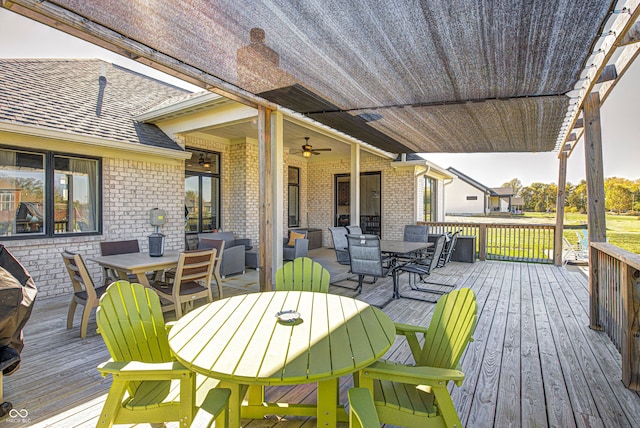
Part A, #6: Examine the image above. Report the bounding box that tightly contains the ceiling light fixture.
[198,154,211,168]
[302,150,312,158]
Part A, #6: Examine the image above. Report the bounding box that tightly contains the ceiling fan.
[294,137,332,158]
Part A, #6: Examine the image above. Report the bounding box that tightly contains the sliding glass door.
[334,172,381,236]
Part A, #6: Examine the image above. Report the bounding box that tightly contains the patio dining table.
[379,239,433,299]
[88,252,180,287]
[168,290,396,427]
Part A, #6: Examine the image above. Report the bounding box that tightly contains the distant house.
[445,167,515,215]
[510,197,525,214]
[488,186,515,213]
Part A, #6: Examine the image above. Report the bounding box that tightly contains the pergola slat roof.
[2,0,630,154]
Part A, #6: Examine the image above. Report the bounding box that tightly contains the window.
[288,166,300,227]
[466,196,478,201]
[424,176,437,221]
[0,147,101,238]
[185,149,220,233]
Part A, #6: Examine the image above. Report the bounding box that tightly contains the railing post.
[589,243,602,330]
[622,265,640,390]
[478,224,487,261]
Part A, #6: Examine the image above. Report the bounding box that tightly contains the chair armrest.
[360,360,466,387]
[395,322,429,336]
[234,238,252,250]
[220,245,245,276]
[97,360,191,380]
[394,322,429,361]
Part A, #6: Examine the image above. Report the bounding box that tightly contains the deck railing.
[419,222,556,264]
[590,242,640,390]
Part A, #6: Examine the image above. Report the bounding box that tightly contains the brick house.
[0,58,451,297]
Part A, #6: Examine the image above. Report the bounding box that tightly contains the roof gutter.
[136,91,229,122]
[0,122,191,159]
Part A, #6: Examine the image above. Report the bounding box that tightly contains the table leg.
[317,378,338,427]
[134,272,151,287]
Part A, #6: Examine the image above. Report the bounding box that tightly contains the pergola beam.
[617,20,640,46]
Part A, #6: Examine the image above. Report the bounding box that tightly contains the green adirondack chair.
[348,388,381,427]
[358,287,478,428]
[96,280,229,427]
[275,257,330,292]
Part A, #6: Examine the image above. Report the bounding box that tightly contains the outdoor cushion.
[287,231,306,246]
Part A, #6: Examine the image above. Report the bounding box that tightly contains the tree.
[502,178,523,197]
[566,180,587,213]
[605,184,632,213]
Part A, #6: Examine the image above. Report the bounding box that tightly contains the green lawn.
[523,212,640,254]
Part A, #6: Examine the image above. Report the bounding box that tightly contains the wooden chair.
[193,238,225,299]
[150,248,216,319]
[61,250,107,338]
[96,281,229,427]
[348,388,381,427]
[275,257,330,292]
[99,239,140,285]
[357,288,478,428]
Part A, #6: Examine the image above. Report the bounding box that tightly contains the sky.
[1,8,638,188]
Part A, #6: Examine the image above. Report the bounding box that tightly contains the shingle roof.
[0,58,190,150]
[490,187,514,197]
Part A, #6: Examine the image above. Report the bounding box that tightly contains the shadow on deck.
[3,248,639,427]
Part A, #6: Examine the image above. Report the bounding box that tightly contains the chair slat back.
[61,251,97,299]
[198,239,225,276]
[100,240,140,256]
[347,234,384,277]
[174,249,216,284]
[97,281,172,364]
[275,257,330,292]
[418,288,477,369]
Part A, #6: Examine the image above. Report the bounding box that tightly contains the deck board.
[3,249,640,427]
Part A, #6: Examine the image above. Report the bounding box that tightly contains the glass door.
[334,172,381,236]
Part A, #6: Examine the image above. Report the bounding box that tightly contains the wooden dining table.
[168,290,396,427]
[88,251,180,287]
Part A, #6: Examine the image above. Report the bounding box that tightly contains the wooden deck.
[3,250,640,427]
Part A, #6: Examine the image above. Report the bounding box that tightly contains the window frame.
[0,145,102,240]
[424,176,437,222]
[184,149,221,235]
[287,166,300,227]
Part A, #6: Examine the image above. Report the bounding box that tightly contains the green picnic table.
[168,290,395,427]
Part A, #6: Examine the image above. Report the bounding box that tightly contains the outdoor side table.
[244,250,259,269]
[168,291,396,427]
[452,235,476,262]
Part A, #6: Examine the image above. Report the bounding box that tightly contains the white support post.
[350,144,360,227]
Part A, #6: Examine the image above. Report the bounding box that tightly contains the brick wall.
[308,153,420,245]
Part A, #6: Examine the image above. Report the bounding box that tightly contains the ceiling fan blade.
[311,151,321,155]
[313,148,332,151]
